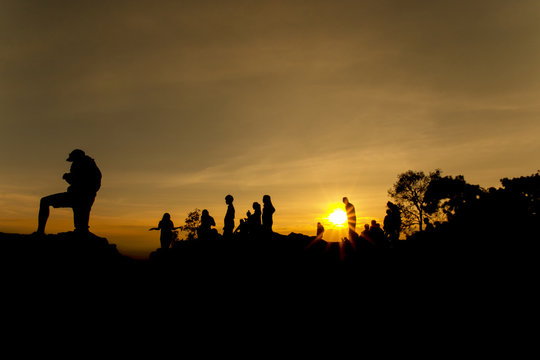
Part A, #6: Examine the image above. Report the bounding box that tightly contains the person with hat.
[36,149,102,235]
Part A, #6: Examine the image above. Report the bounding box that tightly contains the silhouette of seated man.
[316,222,325,241]
[36,149,101,235]
[247,202,262,236]
[306,221,325,250]
[149,212,182,249]
[360,224,370,238]
[234,218,248,235]
[359,223,375,246]
[368,220,385,247]
[198,209,217,240]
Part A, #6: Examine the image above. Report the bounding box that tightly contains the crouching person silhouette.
[36,149,102,235]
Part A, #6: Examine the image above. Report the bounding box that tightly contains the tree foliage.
[391,169,540,241]
[388,169,441,233]
[179,208,201,241]
[424,174,484,222]
[499,170,540,220]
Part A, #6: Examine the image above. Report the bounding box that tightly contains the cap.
[67,149,85,161]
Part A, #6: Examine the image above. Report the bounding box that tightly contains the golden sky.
[1,0,540,258]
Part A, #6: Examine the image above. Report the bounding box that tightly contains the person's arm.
[62,172,73,184]
[149,227,159,231]
[64,162,84,185]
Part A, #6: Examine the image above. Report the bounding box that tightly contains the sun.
[328,209,347,227]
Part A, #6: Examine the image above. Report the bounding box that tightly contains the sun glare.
[328,209,347,227]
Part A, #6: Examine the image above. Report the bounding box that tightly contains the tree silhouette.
[179,208,201,241]
[500,170,540,220]
[388,169,441,233]
[424,173,484,222]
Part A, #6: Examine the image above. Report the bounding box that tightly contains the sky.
[1,0,539,258]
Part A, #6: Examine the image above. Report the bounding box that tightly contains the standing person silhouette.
[149,213,181,249]
[223,194,235,239]
[262,194,275,235]
[342,197,357,240]
[36,149,101,235]
[386,201,401,246]
[383,209,394,247]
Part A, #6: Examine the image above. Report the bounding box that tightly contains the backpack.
[89,158,102,193]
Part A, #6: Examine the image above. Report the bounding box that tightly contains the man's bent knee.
[41,192,72,209]
[40,196,53,208]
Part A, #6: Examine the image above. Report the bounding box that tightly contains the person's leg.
[73,194,95,233]
[37,193,72,234]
